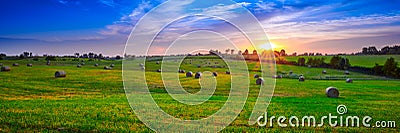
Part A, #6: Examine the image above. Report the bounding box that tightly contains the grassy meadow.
[284,55,400,67]
[0,56,399,132]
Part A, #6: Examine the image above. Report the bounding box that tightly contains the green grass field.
[0,57,399,132]
[284,55,400,67]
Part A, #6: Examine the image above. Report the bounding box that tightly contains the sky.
[0,0,399,56]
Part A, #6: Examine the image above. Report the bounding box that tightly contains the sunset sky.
[1,0,400,56]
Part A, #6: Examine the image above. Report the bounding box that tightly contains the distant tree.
[280,49,286,56]
[372,63,384,76]
[88,52,94,58]
[297,57,306,66]
[0,53,6,60]
[330,56,341,69]
[115,55,122,60]
[75,53,80,58]
[230,49,235,55]
[237,50,242,55]
[306,58,314,66]
[383,57,398,77]
[23,52,30,57]
[243,49,249,55]
[225,49,230,54]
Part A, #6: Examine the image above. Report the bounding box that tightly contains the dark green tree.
[383,57,398,77]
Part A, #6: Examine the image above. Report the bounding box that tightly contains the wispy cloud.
[98,0,116,7]
[100,1,153,35]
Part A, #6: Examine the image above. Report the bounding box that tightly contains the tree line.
[360,45,400,55]
[295,56,400,78]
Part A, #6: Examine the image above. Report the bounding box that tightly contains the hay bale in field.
[156,69,161,72]
[110,64,115,67]
[299,75,305,82]
[1,66,11,72]
[94,64,99,67]
[256,78,264,85]
[12,63,19,66]
[254,74,260,78]
[55,71,66,78]
[77,64,82,68]
[212,72,218,77]
[346,78,353,83]
[272,75,282,78]
[186,71,193,77]
[344,70,350,75]
[322,70,327,74]
[195,72,202,78]
[226,71,230,74]
[104,66,112,70]
[326,87,339,98]
[27,63,33,67]
[179,69,185,73]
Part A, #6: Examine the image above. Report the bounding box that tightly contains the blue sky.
[0,0,399,56]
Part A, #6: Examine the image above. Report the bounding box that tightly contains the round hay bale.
[346,78,353,83]
[256,78,264,85]
[104,66,112,70]
[299,75,305,82]
[1,66,11,72]
[27,63,33,67]
[212,72,218,77]
[110,64,115,67]
[179,69,185,73]
[289,70,293,75]
[225,71,231,74]
[272,75,282,78]
[195,72,202,78]
[326,87,339,98]
[156,69,161,72]
[77,64,82,68]
[322,70,327,74]
[344,70,350,75]
[12,63,19,66]
[186,71,193,77]
[55,71,66,78]
[254,74,260,78]
[94,64,99,67]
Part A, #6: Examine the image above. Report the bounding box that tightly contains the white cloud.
[98,0,116,7]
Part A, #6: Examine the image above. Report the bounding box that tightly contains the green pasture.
[0,57,399,132]
[284,55,400,67]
